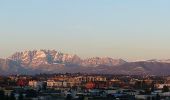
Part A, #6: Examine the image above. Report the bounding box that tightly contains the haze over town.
[1,0,170,61]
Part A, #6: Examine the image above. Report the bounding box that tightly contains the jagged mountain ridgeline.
[0,50,170,75]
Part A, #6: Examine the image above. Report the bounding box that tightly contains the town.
[0,73,170,100]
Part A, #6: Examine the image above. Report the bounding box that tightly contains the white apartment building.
[28,80,44,89]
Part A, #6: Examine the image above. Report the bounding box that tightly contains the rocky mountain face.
[8,50,125,67]
[81,57,126,67]
[0,50,170,75]
[9,50,82,67]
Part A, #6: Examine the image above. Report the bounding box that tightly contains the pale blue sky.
[0,0,170,61]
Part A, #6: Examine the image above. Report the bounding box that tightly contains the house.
[47,80,68,88]
[28,80,44,90]
[155,84,170,89]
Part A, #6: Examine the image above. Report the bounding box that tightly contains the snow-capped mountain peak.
[8,50,125,67]
[147,59,170,63]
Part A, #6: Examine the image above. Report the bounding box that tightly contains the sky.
[0,0,170,61]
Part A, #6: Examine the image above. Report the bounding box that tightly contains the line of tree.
[0,90,16,100]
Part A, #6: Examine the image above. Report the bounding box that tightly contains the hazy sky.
[0,0,170,61]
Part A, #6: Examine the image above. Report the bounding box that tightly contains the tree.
[0,90,5,100]
[144,88,151,95]
[156,94,160,100]
[78,95,85,100]
[25,89,37,98]
[107,94,116,100]
[10,92,16,100]
[151,82,155,92]
[18,93,24,100]
[65,94,72,100]
[4,95,9,100]
[134,81,143,89]
[162,85,169,92]
[42,82,47,90]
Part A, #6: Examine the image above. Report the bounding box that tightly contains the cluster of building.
[1,74,170,100]
[27,75,107,94]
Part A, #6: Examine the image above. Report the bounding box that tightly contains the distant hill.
[0,50,170,75]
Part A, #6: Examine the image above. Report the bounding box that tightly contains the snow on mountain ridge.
[4,50,170,75]
[147,59,170,63]
[9,50,82,66]
[81,57,126,67]
[8,50,125,67]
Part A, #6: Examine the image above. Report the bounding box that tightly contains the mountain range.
[0,50,170,75]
